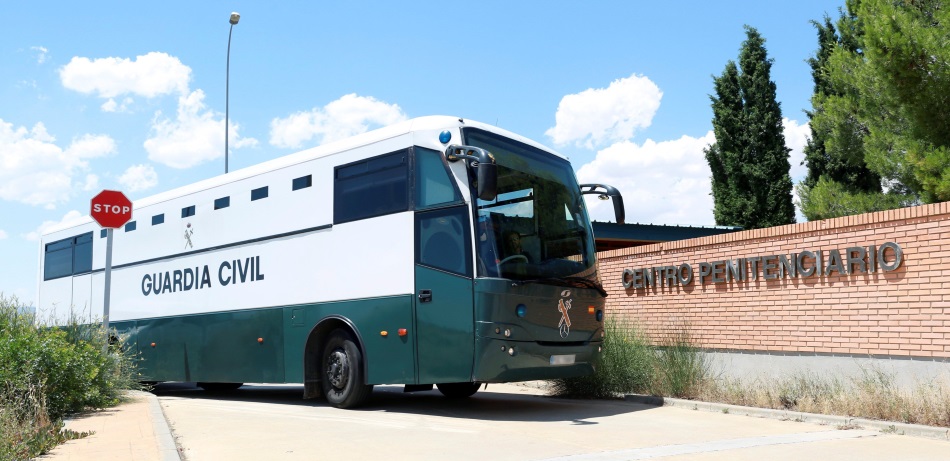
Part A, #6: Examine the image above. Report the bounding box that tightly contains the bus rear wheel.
[321,329,373,408]
[436,382,481,399]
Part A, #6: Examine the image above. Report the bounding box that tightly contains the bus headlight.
[516,304,527,318]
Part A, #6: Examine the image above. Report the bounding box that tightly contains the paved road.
[153,383,949,461]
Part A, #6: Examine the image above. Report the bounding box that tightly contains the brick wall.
[597,202,950,359]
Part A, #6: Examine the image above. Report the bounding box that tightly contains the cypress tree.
[705,27,794,229]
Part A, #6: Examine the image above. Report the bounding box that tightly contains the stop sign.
[90,190,133,228]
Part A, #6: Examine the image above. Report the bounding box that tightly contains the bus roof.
[41,116,567,237]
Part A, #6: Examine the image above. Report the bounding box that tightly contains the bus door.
[413,205,475,384]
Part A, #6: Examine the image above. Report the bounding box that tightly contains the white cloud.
[269,94,407,149]
[575,119,813,226]
[0,119,115,207]
[546,74,663,149]
[59,52,259,171]
[101,97,135,113]
[118,164,158,192]
[23,210,84,242]
[59,52,191,99]
[783,118,811,182]
[31,46,48,64]
[82,174,99,191]
[145,90,258,169]
[0,230,7,240]
[577,132,717,226]
[65,134,117,159]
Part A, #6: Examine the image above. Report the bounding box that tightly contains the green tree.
[801,14,881,194]
[705,27,795,229]
[797,8,906,221]
[857,0,950,202]
[797,177,907,221]
[806,0,949,215]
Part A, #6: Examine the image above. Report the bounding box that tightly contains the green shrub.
[548,318,655,398]
[0,295,140,458]
[651,323,710,399]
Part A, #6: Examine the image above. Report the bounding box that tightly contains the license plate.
[550,354,576,365]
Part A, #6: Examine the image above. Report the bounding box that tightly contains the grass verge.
[0,295,141,459]
[701,366,950,428]
[547,319,950,428]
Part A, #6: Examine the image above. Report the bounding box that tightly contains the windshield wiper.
[514,276,607,297]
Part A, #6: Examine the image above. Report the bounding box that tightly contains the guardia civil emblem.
[557,289,573,338]
[184,223,194,249]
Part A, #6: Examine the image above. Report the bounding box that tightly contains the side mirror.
[445,145,497,201]
[580,183,625,224]
[476,162,497,201]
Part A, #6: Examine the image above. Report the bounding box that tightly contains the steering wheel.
[498,255,528,265]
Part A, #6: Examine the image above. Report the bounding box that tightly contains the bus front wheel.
[321,329,373,408]
[436,382,481,399]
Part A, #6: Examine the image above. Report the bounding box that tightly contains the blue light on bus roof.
[439,130,452,144]
[516,304,527,318]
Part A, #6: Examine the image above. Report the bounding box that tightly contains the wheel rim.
[326,349,350,390]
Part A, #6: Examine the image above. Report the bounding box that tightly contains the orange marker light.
[398,328,408,337]
[258,337,264,344]
[380,331,389,337]
[150,342,156,347]
[588,306,596,314]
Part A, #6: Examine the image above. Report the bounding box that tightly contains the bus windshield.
[463,129,600,289]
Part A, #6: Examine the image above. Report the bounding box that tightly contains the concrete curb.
[133,390,182,461]
[624,394,950,441]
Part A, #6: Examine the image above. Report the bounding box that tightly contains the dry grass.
[699,366,950,428]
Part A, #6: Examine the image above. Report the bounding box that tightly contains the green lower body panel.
[113,308,285,383]
[112,295,416,386]
[281,296,416,385]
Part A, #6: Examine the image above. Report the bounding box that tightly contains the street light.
[226,11,240,174]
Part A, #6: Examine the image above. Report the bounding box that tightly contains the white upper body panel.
[37,116,566,323]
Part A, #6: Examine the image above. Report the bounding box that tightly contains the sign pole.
[103,228,114,337]
[90,190,132,352]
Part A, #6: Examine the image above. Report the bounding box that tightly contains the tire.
[321,329,373,408]
[197,382,243,391]
[436,382,481,399]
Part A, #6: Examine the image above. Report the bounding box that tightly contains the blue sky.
[1,1,844,304]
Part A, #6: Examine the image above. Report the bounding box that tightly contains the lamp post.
[226,11,240,174]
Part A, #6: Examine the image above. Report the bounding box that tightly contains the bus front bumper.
[472,337,602,383]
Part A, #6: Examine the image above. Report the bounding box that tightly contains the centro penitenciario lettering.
[621,242,902,290]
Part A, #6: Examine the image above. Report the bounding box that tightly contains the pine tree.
[705,27,795,229]
[801,14,881,193]
[798,0,949,220]
[857,0,950,202]
[796,10,901,221]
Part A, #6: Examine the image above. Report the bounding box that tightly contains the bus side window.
[414,147,461,209]
[334,150,409,224]
[44,232,93,280]
[416,206,471,277]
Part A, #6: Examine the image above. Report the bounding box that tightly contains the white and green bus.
[37,116,624,408]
